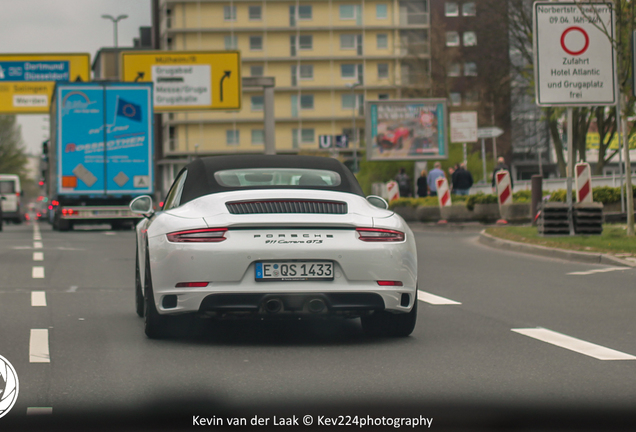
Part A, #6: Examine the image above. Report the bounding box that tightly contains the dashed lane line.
[33,252,43,261]
[29,329,50,363]
[27,407,53,415]
[31,291,46,307]
[418,291,462,305]
[512,328,636,361]
[567,267,629,276]
[33,242,43,249]
[32,266,45,279]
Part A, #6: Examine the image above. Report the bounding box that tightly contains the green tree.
[0,115,28,176]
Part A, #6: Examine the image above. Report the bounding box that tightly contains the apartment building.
[155,0,431,182]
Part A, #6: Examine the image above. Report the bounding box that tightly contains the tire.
[361,292,418,337]
[144,250,168,338]
[135,246,144,318]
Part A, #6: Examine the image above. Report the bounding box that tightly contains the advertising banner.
[366,99,448,161]
[56,83,153,195]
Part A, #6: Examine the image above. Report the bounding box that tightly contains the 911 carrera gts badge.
[255,233,332,245]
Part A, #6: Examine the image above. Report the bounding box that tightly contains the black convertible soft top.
[178,155,364,205]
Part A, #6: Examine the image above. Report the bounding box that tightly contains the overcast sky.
[0,0,151,154]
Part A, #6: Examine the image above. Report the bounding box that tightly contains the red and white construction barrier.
[436,177,451,208]
[495,170,512,224]
[386,180,400,202]
[496,170,513,206]
[575,162,593,203]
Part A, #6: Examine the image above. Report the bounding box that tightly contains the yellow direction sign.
[0,53,90,114]
[121,51,241,111]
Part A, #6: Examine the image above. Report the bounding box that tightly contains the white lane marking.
[33,252,44,261]
[66,285,78,293]
[104,232,116,236]
[512,328,636,361]
[418,291,462,305]
[27,407,53,415]
[29,329,50,363]
[32,266,45,278]
[31,291,47,307]
[568,267,629,275]
[33,242,43,249]
[33,235,42,240]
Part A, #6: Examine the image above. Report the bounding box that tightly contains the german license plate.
[255,261,333,281]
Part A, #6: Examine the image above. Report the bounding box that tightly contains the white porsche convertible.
[130,155,418,338]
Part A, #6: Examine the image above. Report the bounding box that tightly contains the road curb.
[479,230,636,267]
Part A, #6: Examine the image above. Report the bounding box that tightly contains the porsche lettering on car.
[131,155,418,339]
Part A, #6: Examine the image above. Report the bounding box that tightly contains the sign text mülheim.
[534,2,615,106]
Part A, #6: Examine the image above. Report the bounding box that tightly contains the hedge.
[547,185,636,205]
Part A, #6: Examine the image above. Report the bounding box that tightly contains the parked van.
[0,174,23,224]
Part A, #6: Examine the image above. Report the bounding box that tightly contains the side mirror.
[366,195,389,210]
[130,195,154,216]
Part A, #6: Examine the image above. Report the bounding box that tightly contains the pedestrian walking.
[452,162,473,196]
[417,170,428,197]
[427,162,445,197]
[395,167,412,198]
[492,157,513,193]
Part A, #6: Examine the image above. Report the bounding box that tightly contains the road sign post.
[477,127,504,183]
[450,112,477,167]
[121,51,242,111]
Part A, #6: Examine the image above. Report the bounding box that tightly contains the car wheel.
[58,218,71,232]
[361,292,418,337]
[144,250,168,338]
[135,246,144,318]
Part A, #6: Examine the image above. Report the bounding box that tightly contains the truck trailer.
[46,82,154,231]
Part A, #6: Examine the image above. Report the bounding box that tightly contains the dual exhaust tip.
[264,298,326,314]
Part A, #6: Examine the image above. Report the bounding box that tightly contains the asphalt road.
[1,220,635,430]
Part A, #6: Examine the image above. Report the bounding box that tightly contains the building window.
[340,5,356,20]
[249,36,263,51]
[462,2,476,16]
[445,2,459,17]
[250,65,264,76]
[342,93,356,109]
[450,93,461,106]
[377,34,388,49]
[224,5,236,21]
[378,93,390,100]
[464,62,477,76]
[251,96,264,111]
[249,5,262,20]
[299,35,313,50]
[299,64,314,79]
[226,129,239,145]
[448,63,461,77]
[251,129,264,145]
[377,63,389,79]
[341,64,357,79]
[376,4,388,19]
[463,31,477,46]
[300,94,314,109]
[298,5,312,19]
[301,129,315,144]
[224,35,237,50]
[340,34,356,50]
[446,31,460,47]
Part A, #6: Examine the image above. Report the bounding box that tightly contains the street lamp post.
[346,82,361,172]
[102,14,128,79]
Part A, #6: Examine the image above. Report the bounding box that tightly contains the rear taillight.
[356,228,405,242]
[62,209,77,215]
[377,281,404,286]
[175,282,209,288]
[166,228,228,243]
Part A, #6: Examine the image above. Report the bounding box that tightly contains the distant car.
[376,126,410,151]
[131,155,418,339]
[0,174,23,224]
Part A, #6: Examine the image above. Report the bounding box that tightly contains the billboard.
[0,53,91,114]
[55,83,153,195]
[366,99,448,161]
[121,51,241,111]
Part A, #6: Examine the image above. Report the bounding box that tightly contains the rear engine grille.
[226,200,348,215]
